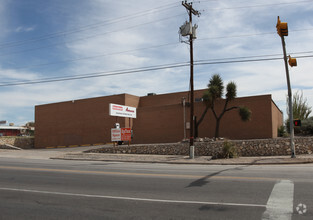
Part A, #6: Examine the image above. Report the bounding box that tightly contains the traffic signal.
[276,16,288,37]
[288,55,297,67]
[293,119,301,127]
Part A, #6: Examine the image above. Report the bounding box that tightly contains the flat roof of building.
[0,126,25,130]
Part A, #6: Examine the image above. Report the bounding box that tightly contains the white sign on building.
[109,103,136,118]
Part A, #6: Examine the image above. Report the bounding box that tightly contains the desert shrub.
[277,125,287,137]
[222,141,238,158]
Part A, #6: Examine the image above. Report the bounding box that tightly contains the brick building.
[34,90,283,148]
[0,126,25,136]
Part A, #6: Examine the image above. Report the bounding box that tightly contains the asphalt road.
[0,157,312,219]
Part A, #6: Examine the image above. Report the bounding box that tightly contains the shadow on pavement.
[186,158,264,188]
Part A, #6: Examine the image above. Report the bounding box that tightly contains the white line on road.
[262,180,294,220]
[0,187,265,208]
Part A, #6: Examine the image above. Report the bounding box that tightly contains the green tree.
[197,74,251,139]
[287,90,312,120]
[285,91,312,134]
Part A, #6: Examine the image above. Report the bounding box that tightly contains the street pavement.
[1,146,313,219]
[0,156,312,219]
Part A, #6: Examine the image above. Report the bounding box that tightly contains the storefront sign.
[109,104,136,118]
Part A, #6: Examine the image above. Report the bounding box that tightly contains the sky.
[0,0,313,126]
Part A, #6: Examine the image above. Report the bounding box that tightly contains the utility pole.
[276,16,296,158]
[181,1,200,159]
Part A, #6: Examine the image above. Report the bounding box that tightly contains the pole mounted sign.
[111,128,131,142]
[111,128,121,142]
[109,104,136,119]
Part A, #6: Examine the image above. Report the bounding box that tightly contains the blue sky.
[0,0,313,125]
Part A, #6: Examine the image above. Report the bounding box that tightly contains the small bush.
[277,125,287,137]
[222,141,238,158]
[299,117,313,135]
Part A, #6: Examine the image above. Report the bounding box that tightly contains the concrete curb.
[51,158,313,165]
[51,153,313,165]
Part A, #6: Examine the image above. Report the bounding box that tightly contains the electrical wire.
[1,54,312,87]
[2,25,313,59]
[0,13,185,57]
[0,2,180,50]
[1,0,312,51]
[202,0,313,10]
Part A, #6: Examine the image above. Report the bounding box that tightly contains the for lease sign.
[111,128,121,141]
[121,128,131,141]
[109,103,136,118]
[111,128,131,141]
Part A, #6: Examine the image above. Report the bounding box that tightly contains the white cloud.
[15,26,36,33]
[0,0,312,125]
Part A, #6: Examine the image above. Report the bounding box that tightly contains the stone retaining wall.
[88,137,313,156]
[0,137,34,149]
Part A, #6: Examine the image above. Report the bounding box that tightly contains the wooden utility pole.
[182,1,200,158]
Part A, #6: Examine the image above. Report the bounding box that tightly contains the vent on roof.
[147,93,156,96]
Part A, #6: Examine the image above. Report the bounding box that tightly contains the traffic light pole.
[280,35,296,158]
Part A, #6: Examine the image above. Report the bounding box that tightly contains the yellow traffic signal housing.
[276,16,288,37]
[288,55,297,67]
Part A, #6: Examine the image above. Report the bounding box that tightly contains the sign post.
[109,104,136,147]
[111,128,132,146]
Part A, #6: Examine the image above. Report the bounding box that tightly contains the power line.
[0,3,180,50]
[0,0,311,55]
[1,54,312,87]
[5,42,179,70]
[2,25,313,60]
[0,63,190,87]
[202,0,313,10]
[0,13,185,57]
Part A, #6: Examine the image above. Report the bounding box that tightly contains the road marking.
[0,165,280,181]
[262,180,294,220]
[0,187,266,208]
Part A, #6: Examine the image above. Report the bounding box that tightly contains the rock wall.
[0,137,34,149]
[88,137,313,156]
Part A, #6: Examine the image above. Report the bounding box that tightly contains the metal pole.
[280,36,296,158]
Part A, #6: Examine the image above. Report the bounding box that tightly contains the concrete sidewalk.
[1,146,313,165]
